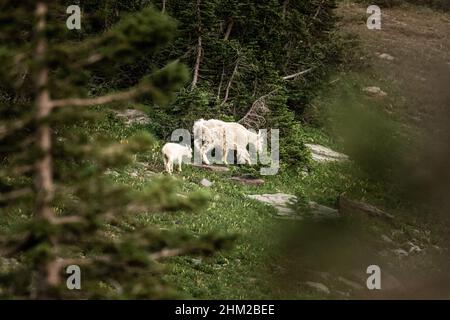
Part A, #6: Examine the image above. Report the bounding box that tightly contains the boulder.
[363,86,387,97]
[305,144,349,163]
[378,53,395,61]
[112,109,151,126]
[200,178,214,187]
[304,281,330,295]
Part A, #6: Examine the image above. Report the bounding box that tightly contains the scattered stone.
[392,248,409,257]
[247,193,297,216]
[307,201,340,219]
[335,290,351,297]
[200,178,214,187]
[192,164,230,172]
[112,108,151,126]
[300,167,310,177]
[378,53,395,61]
[247,193,340,220]
[105,169,120,177]
[407,242,422,254]
[381,235,393,243]
[305,144,349,163]
[337,276,364,291]
[363,86,387,97]
[230,176,264,186]
[305,281,330,295]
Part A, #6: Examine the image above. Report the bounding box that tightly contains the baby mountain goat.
[162,143,192,174]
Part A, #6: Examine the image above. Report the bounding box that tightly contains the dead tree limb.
[338,195,395,220]
[282,0,289,19]
[191,0,203,90]
[239,89,279,128]
[224,18,234,40]
[282,67,315,80]
[220,57,240,106]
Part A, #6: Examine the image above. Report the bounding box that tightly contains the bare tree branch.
[0,188,32,203]
[224,18,234,40]
[191,0,203,90]
[220,57,240,106]
[239,89,279,128]
[282,67,315,80]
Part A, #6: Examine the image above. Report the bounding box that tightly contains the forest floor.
[90,2,450,300]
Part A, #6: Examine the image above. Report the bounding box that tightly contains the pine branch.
[51,84,153,108]
[239,89,279,128]
[0,188,32,204]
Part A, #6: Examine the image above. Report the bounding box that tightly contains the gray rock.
[305,144,349,163]
[308,201,340,219]
[381,235,393,243]
[378,53,395,61]
[200,178,214,187]
[407,242,422,253]
[247,193,297,216]
[363,86,387,97]
[305,281,330,295]
[247,193,339,220]
[113,109,151,126]
[392,248,409,257]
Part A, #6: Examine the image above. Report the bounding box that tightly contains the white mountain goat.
[162,143,192,174]
[193,119,263,165]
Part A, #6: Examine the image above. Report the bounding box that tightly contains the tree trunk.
[191,0,202,90]
[224,18,233,40]
[282,0,289,19]
[34,1,56,299]
[162,0,166,13]
[221,58,239,106]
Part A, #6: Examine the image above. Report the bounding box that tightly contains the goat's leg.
[201,142,212,165]
[223,146,229,165]
[178,157,182,172]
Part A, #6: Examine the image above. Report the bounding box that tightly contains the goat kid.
[162,143,192,174]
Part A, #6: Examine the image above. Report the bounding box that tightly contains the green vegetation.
[1,0,449,299]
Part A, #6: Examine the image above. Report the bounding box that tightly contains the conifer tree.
[0,1,230,299]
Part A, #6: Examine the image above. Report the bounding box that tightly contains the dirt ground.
[337,1,450,129]
[331,1,450,299]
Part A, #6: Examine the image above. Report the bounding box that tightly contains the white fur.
[162,143,192,174]
[193,119,262,165]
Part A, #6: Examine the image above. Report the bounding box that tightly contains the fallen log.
[338,195,394,220]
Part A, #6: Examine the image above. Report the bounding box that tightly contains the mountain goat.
[162,143,192,174]
[193,119,263,165]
